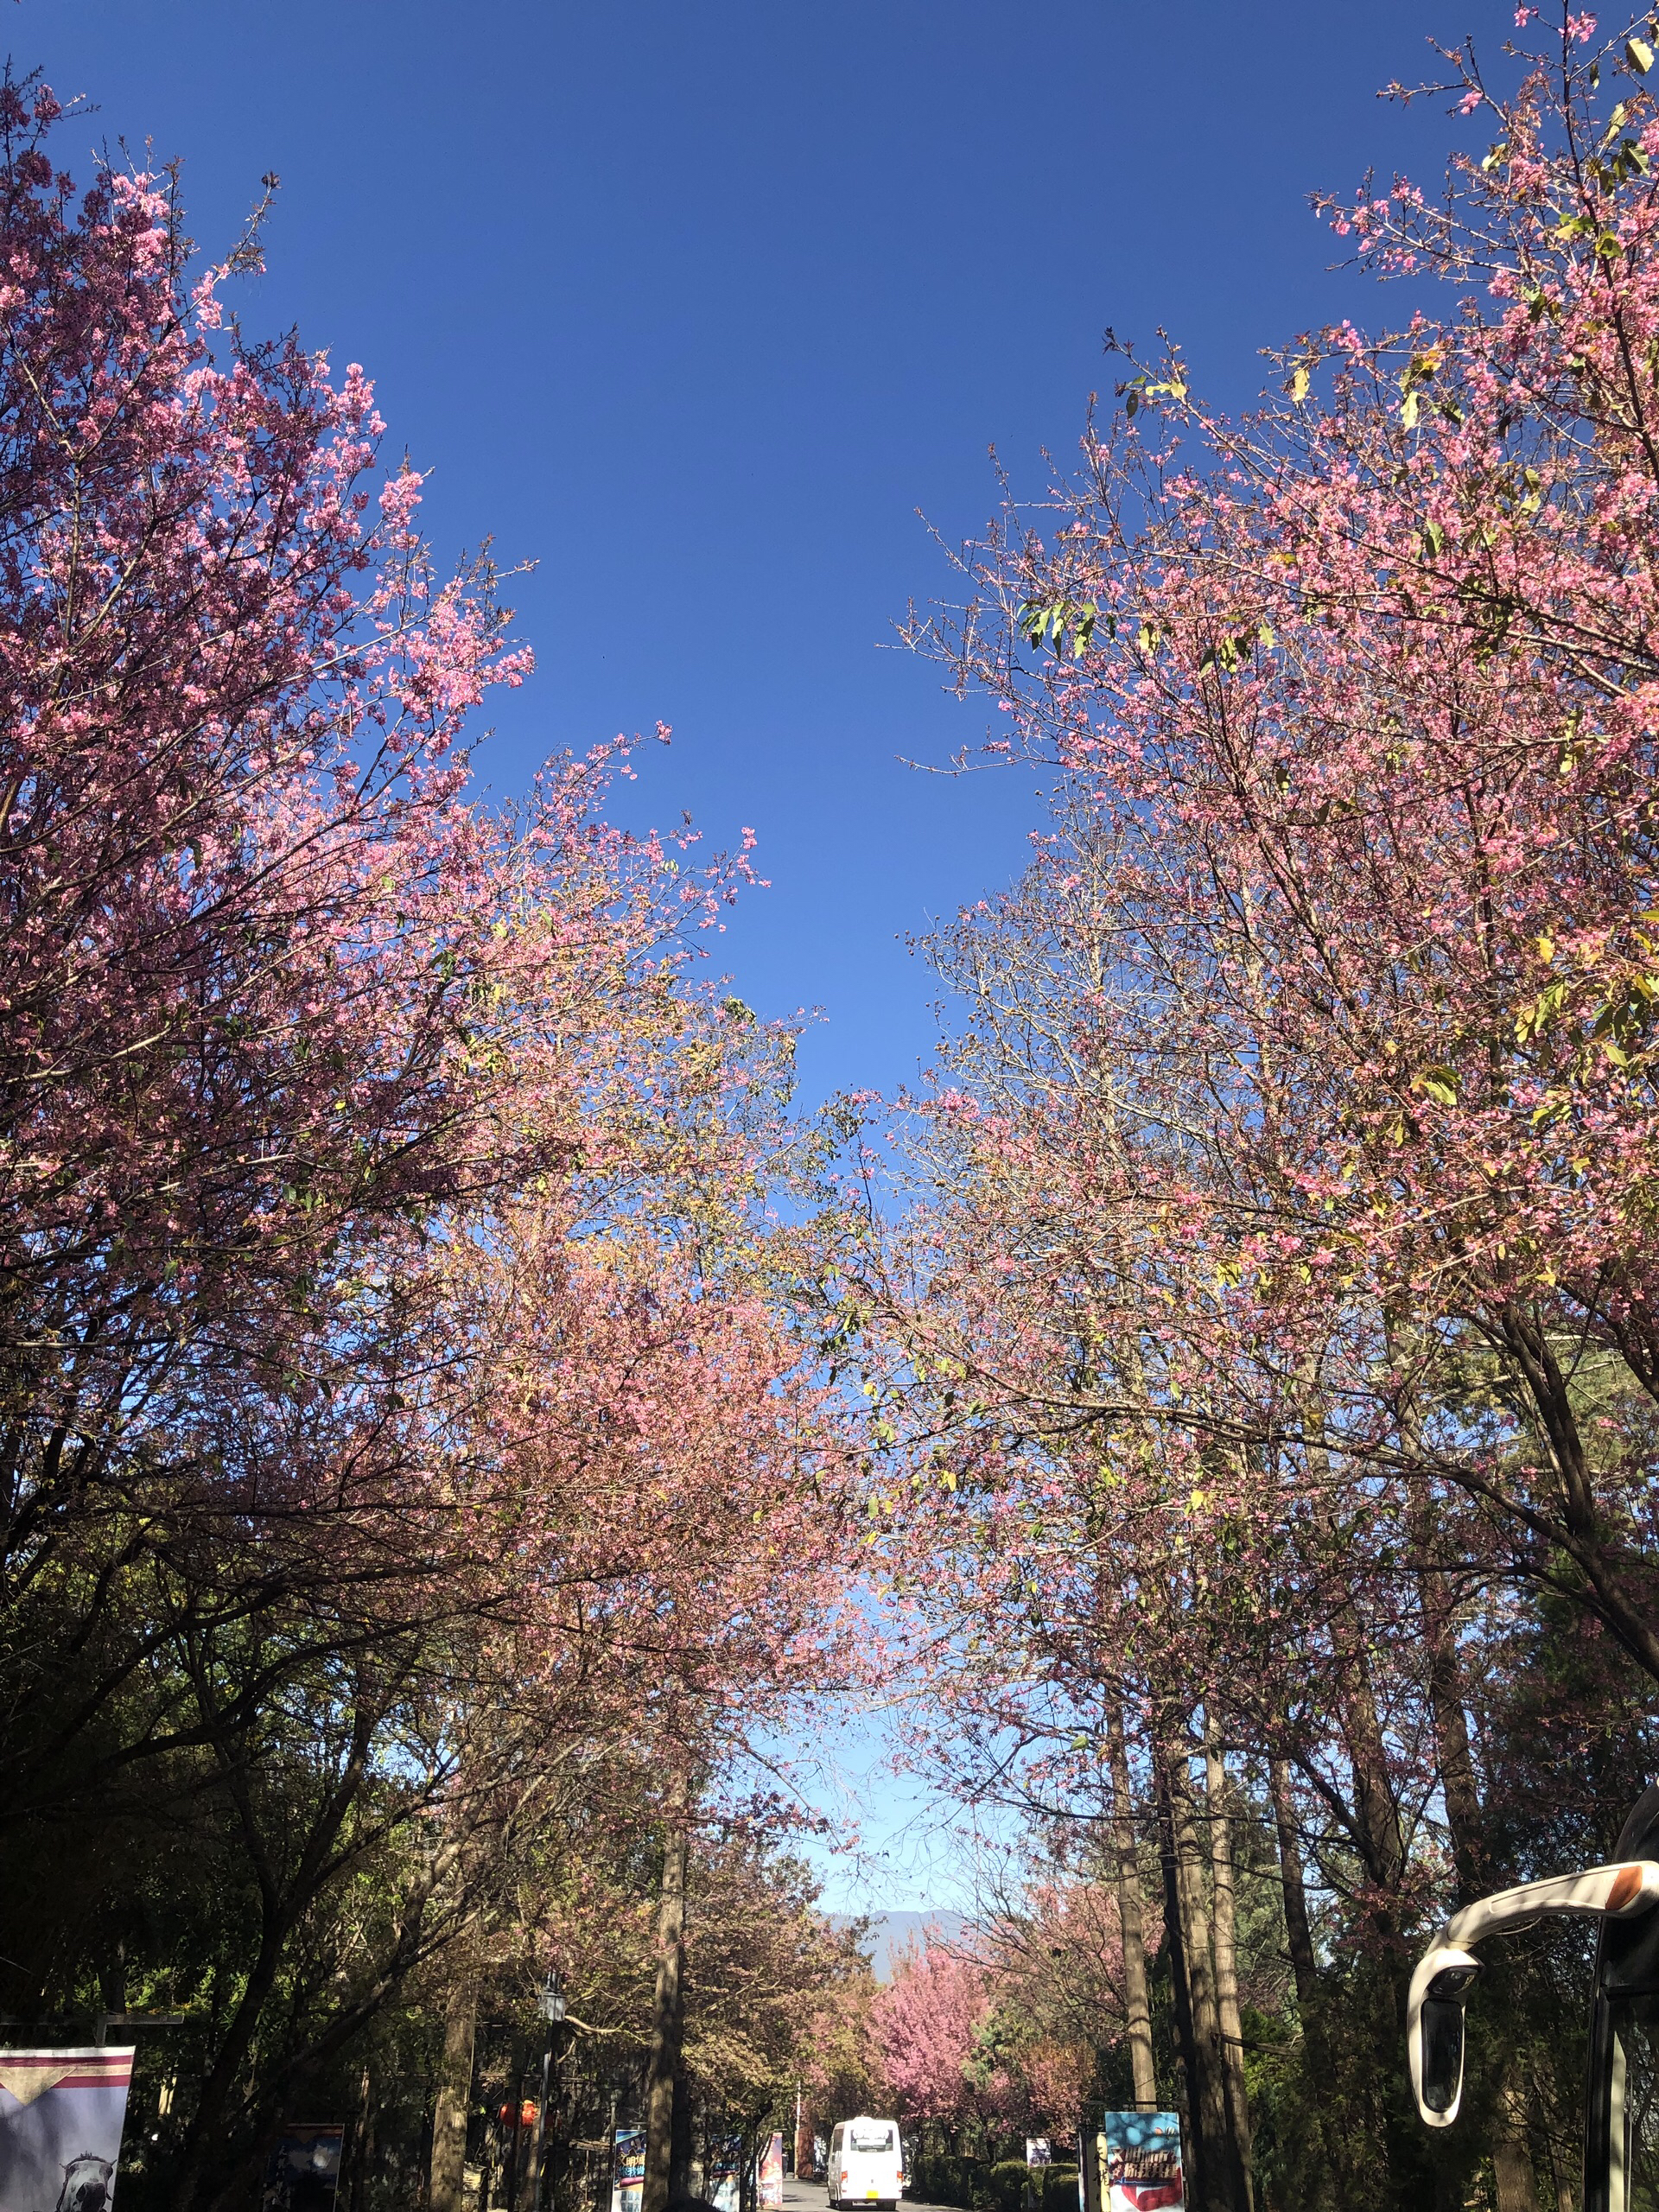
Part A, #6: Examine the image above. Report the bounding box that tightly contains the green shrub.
[985,2161,1029,2212]
[1039,2165,1077,2212]
[905,2152,978,2209]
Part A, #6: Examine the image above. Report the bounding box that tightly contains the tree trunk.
[429,1968,480,2212]
[1267,1755,1345,2209]
[1330,1606,1406,1905]
[1491,2072,1538,2212]
[1109,1706,1159,2110]
[1268,1758,1317,2012]
[1204,1722,1254,2210]
[1154,1753,1203,2206]
[351,2064,374,2212]
[1420,1569,1484,1904]
[1161,1734,1248,2210]
[669,2056,695,2201]
[642,1817,689,2212]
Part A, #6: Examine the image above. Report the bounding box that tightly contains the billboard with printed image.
[758,2132,785,2209]
[708,2134,741,2212]
[1100,2113,1183,2212]
[0,2046,135,2212]
[612,2124,646,2212]
[262,2123,344,2211]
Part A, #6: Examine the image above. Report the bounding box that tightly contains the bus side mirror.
[1408,1859,1659,2134]
[1408,1949,1482,2126]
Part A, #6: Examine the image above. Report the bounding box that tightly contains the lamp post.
[528,1971,566,2212]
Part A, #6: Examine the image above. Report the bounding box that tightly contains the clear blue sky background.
[27,0,1491,1906]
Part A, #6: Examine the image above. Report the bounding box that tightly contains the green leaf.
[1629,35,1654,72]
[1422,518,1446,557]
[1411,1066,1459,1107]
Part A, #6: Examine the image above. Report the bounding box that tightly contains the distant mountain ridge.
[835,1908,967,1981]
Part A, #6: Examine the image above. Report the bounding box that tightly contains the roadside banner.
[1097,2113,1184,2212]
[612,2124,646,2212]
[758,2132,785,2209]
[262,2122,345,2210]
[0,2046,135,2212]
[1027,2139,1052,2167]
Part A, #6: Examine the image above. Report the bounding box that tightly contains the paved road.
[783,2183,830,2212]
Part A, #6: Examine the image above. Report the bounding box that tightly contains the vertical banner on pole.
[1098,2114,1184,2212]
[0,2046,135,2211]
[758,2132,785,2209]
[1076,2124,1098,2212]
[612,2124,646,2212]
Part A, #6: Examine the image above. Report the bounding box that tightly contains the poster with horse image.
[0,2048,134,2212]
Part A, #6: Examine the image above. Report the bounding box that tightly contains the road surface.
[783,2182,830,2212]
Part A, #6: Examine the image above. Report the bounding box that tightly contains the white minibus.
[827,2117,904,2209]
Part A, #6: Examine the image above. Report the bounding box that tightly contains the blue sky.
[28,0,1490,1906]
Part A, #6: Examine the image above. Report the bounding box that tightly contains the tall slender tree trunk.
[1109,1706,1159,2110]
[1154,1753,1203,2206]
[1411,1510,1484,1906]
[351,2065,375,2212]
[1330,1608,1406,1905]
[1416,1565,1536,2208]
[1204,1721,1253,2211]
[1491,2074,1538,2212]
[429,1965,480,2212]
[669,2056,695,2201]
[642,1815,689,2212]
[1268,1757,1344,2211]
[1268,1759,1317,2012]
[1160,1732,1247,2210]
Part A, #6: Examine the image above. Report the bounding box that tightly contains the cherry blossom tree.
[828,10,1659,2208]
[868,1940,1000,2137]
[0,79,858,2212]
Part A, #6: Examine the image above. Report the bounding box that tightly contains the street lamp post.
[528,1972,567,2212]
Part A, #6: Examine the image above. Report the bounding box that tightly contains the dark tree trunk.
[641,1819,688,2212]
[1268,1758,1317,2012]
[669,2056,694,2202]
[1154,1747,1205,2209]
[1109,1706,1160,2110]
[1164,1740,1248,2212]
[1204,1724,1254,2210]
[429,1967,479,2212]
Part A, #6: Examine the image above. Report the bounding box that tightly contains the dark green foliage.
[906,2153,1077,2212]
